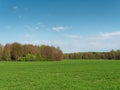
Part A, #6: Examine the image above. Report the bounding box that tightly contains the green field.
[0,60,120,90]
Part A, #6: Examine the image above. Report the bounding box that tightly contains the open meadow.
[0,60,120,90]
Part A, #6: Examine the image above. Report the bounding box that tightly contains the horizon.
[0,0,120,53]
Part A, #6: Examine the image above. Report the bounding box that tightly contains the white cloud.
[45,31,120,53]
[52,26,65,31]
[51,26,71,31]
[100,31,120,37]
[20,21,120,53]
[37,22,43,25]
[33,40,40,45]
[20,31,120,53]
[25,25,36,32]
[25,22,44,32]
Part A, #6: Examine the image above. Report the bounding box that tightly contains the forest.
[0,42,120,61]
[0,42,63,61]
[64,50,120,60]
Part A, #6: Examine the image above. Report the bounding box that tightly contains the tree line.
[0,42,63,61]
[64,50,120,60]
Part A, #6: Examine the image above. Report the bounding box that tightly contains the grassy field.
[0,60,120,90]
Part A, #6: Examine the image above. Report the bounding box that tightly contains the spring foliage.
[0,42,63,61]
[64,50,120,60]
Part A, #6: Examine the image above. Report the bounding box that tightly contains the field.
[0,60,120,90]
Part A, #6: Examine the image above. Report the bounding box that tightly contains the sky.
[0,0,120,53]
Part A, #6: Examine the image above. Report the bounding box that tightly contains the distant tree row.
[64,50,120,60]
[0,42,63,61]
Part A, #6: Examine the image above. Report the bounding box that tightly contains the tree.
[10,42,22,60]
[0,42,64,61]
[116,50,120,60]
[0,44,3,60]
[54,47,63,60]
[40,45,63,61]
[2,44,11,61]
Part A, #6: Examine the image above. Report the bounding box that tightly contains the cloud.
[25,22,44,32]
[20,31,120,53]
[100,31,120,37]
[36,22,43,25]
[51,26,71,31]
[45,31,120,53]
[33,40,40,45]
[51,26,65,31]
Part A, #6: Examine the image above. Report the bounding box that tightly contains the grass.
[0,60,120,90]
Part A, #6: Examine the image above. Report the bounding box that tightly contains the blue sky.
[0,0,120,53]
